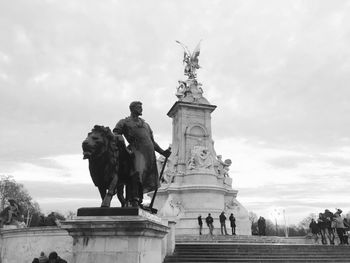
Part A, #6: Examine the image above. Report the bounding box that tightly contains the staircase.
[164,236,350,262]
[175,234,313,244]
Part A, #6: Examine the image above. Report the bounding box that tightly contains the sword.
[149,148,171,212]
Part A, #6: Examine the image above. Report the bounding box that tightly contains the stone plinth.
[0,227,72,263]
[61,208,169,263]
[151,98,251,235]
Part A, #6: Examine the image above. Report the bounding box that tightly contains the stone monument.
[64,103,173,263]
[150,41,250,235]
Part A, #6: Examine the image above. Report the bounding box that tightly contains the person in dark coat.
[205,213,214,235]
[343,218,349,245]
[309,218,320,243]
[48,252,67,263]
[257,216,266,236]
[317,213,327,245]
[198,215,203,235]
[32,258,39,263]
[229,213,236,235]
[324,209,335,245]
[219,211,228,235]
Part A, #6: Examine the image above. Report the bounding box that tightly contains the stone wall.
[0,221,176,263]
[0,227,73,263]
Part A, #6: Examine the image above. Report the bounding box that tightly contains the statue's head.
[82,125,114,160]
[129,101,142,116]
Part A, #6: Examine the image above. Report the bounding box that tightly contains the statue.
[187,145,215,171]
[216,155,232,177]
[0,199,23,228]
[176,40,201,79]
[82,125,132,207]
[175,41,210,104]
[113,101,171,207]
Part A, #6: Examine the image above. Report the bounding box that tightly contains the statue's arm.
[148,124,171,157]
[113,119,125,135]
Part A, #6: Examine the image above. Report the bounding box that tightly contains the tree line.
[0,175,68,227]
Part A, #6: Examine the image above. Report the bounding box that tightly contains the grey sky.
[1,0,350,223]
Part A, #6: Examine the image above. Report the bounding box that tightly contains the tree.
[0,175,41,225]
[66,210,76,220]
[248,211,258,234]
[298,213,316,230]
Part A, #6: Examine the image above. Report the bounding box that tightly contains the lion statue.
[82,125,132,207]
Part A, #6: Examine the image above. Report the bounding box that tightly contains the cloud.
[1,0,350,223]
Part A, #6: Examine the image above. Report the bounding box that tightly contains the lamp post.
[273,209,280,236]
[283,209,288,238]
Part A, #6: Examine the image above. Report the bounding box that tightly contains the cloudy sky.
[1,0,350,225]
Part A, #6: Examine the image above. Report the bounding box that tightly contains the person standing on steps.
[219,211,228,235]
[198,215,203,235]
[317,213,327,245]
[309,218,320,244]
[258,216,266,236]
[324,209,335,245]
[206,213,214,235]
[229,213,236,235]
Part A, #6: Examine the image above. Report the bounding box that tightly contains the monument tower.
[152,42,250,235]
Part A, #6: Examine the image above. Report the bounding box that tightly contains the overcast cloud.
[1,0,350,223]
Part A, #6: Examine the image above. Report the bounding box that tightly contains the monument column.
[150,41,250,235]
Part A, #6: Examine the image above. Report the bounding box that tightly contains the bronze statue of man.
[113,101,171,207]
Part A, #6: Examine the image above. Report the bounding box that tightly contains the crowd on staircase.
[309,208,349,245]
[197,212,237,236]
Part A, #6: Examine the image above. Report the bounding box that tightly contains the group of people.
[197,212,236,235]
[32,251,67,263]
[309,208,349,245]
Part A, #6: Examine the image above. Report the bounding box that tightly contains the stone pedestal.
[151,94,251,235]
[61,208,169,263]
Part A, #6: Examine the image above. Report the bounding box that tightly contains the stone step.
[175,244,350,250]
[176,234,319,244]
[164,243,350,263]
[165,259,348,263]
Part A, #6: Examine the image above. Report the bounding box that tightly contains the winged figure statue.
[176,40,201,79]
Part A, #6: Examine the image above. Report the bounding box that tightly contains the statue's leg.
[138,183,143,205]
[7,210,13,224]
[98,186,106,200]
[102,171,121,207]
[129,172,141,207]
[116,183,126,207]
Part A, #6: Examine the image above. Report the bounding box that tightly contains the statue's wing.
[190,40,201,66]
[176,40,191,60]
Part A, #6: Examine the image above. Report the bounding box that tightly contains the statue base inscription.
[61,208,169,263]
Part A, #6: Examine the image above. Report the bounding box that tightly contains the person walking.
[219,211,228,235]
[198,215,203,235]
[317,213,327,245]
[309,218,320,243]
[206,213,214,235]
[343,218,349,245]
[334,212,346,245]
[324,209,335,245]
[229,213,236,235]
